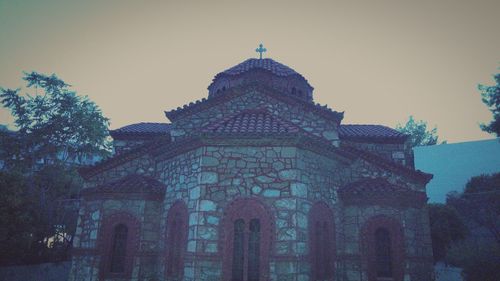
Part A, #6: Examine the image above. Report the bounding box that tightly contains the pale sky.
[1,0,499,143]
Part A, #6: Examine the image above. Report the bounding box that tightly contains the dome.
[208,58,314,102]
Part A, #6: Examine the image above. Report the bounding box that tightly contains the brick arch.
[165,200,189,280]
[361,215,405,281]
[308,201,336,281]
[98,212,141,280]
[220,197,275,281]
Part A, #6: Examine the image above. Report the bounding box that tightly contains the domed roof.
[208,58,313,91]
[220,58,299,77]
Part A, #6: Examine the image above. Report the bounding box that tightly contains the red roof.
[81,174,165,195]
[339,124,407,143]
[208,58,313,90]
[110,122,171,138]
[112,122,406,142]
[202,109,300,134]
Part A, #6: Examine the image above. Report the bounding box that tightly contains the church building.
[69,49,434,281]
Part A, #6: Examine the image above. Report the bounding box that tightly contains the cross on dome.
[255,43,267,59]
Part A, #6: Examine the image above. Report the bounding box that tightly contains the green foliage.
[478,73,500,137]
[0,72,107,264]
[0,171,35,264]
[448,173,500,245]
[445,173,500,281]
[0,71,111,170]
[396,116,441,147]
[428,204,467,262]
[447,240,500,281]
[0,166,82,265]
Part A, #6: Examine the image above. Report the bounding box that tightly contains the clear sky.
[1,0,499,143]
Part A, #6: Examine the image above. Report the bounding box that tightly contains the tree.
[478,72,500,137]
[428,203,467,262]
[446,239,500,281]
[396,116,442,147]
[447,173,500,244]
[0,72,110,264]
[0,71,111,171]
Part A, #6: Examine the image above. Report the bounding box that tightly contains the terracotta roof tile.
[220,58,299,77]
[339,178,411,194]
[339,124,407,142]
[202,109,300,134]
[81,174,166,195]
[110,122,171,138]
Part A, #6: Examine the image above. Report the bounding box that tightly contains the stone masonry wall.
[72,140,432,281]
[69,198,162,281]
[338,204,434,281]
[341,140,414,168]
[170,90,339,145]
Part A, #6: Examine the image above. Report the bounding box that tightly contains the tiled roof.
[339,178,412,194]
[202,109,300,134]
[110,122,171,138]
[339,124,407,142]
[338,178,427,207]
[339,145,433,183]
[208,58,313,91]
[165,84,343,122]
[81,174,166,195]
[221,58,299,77]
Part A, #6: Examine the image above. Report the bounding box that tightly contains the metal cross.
[255,43,267,59]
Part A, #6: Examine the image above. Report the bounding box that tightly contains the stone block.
[189,186,201,200]
[279,169,300,181]
[281,147,296,158]
[256,175,274,183]
[251,185,262,194]
[202,156,219,167]
[199,200,216,211]
[200,172,218,184]
[275,198,296,210]
[290,182,307,198]
[262,189,281,197]
[198,226,217,240]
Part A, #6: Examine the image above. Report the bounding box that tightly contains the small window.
[166,201,188,279]
[375,228,393,278]
[361,216,404,281]
[247,219,261,281]
[309,202,335,281]
[231,219,245,281]
[223,198,272,281]
[291,87,296,95]
[110,224,128,273]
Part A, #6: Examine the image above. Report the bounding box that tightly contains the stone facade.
[69,58,434,281]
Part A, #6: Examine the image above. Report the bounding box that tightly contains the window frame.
[98,212,141,279]
[165,200,189,280]
[361,215,405,281]
[308,201,336,281]
[221,197,274,281]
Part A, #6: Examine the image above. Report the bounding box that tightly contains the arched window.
[222,198,273,281]
[165,201,188,279]
[375,228,392,278]
[99,212,140,279]
[110,224,128,273]
[309,202,335,281]
[361,216,405,281]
